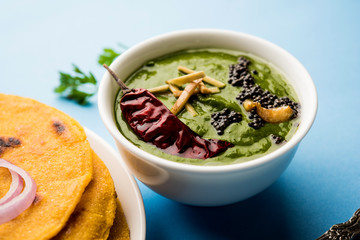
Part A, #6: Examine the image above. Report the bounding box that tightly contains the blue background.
[1,1,360,239]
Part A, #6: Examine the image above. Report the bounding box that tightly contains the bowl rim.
[98,28,317,174]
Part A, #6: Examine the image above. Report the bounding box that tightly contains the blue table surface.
[1,1,360,239]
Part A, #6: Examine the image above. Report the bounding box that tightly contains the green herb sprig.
[54,64,97,105]
[98,43,127,66]
[54,44,127,105]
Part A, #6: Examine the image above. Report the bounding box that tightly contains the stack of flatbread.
[0,94,129,240]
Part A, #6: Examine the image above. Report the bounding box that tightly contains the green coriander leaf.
[98,48,119,66]
[73,65,82,74]
[54,64,97,105]
[97,43,128,66]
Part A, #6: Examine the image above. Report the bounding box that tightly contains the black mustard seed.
[211,108,242,135]
[228,56,300,130]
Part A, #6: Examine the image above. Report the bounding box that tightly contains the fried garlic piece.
[199,82,220,94]
[243,99,293,123]
[166,71,205,86]
[178,66,225,88]
[170,79,202,115]
[168,84,198,116]
[172,88,200,98]
[148,85,169,93]
[184,103,198,117]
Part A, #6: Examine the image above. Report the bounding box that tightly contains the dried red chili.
[104,64,233,159]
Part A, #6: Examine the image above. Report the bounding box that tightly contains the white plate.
[85,128,146,240]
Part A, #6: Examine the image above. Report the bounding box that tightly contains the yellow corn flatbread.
[0,94,93,240]
[53,150,117,240]
[0,167,11,199]
[107,198,130,240]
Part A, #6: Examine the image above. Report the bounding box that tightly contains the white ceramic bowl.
[85,128,146,239]
[98,29,317,206]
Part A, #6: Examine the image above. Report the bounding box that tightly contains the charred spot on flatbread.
[8,137,21,147]
[0,137,21,147]
[0,136,21,156]
[32,194,42,205]
[0,137,8,147]
[53,121,66,134]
